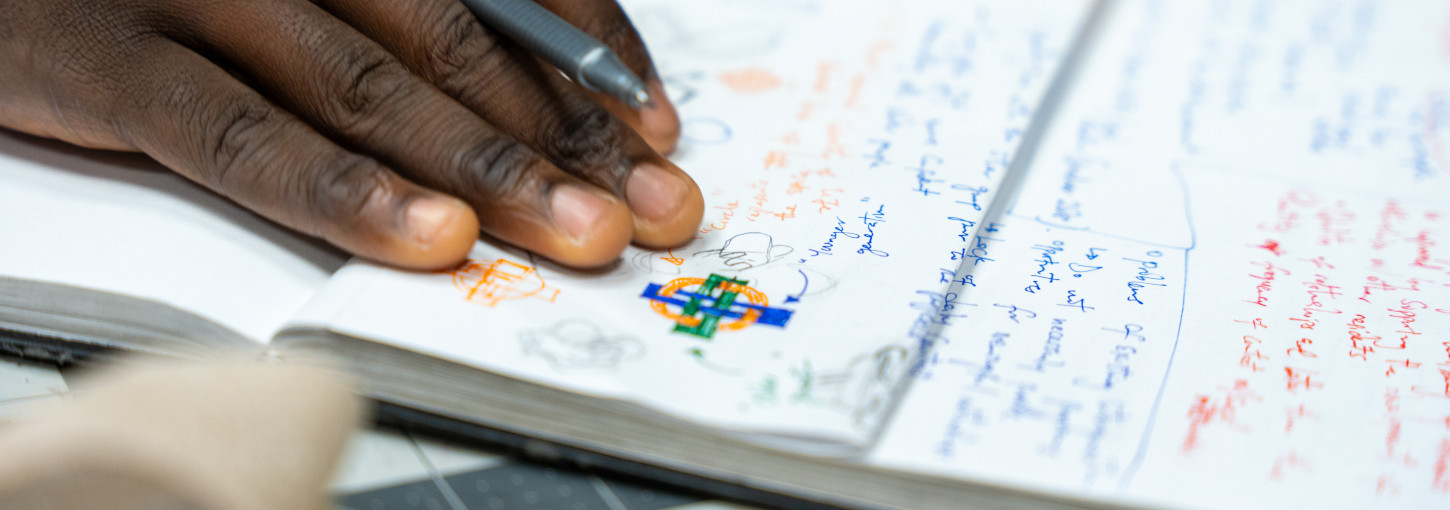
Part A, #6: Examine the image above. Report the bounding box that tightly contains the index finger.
[535,0,681,155]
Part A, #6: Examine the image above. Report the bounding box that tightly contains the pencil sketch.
[518,319,645,370]
[815,344,912,428]
[785,264,840,301]
[692,232,795,273]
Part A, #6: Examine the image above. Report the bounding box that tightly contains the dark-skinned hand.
[0,0,704,269]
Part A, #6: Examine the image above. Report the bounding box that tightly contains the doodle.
[642,273,793,339]
[786,269,809,303]
[660,70,703,106]
[519,319,644,370]
[693,232,795,272]
[688,347,744,375]
[447,258,559,307]
[629,250,685,276]
[792,264,840,298]
[816,345,912,426]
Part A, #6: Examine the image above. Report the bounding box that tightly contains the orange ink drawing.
[720,68,781,93]
[661,249,685,266]
[448,258,559,307]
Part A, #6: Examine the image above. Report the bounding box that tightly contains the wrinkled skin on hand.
[0,0,703,269]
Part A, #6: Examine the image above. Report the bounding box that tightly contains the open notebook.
[4,0,1449,508]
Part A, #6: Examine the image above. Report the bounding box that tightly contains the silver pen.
[461,0,652,108]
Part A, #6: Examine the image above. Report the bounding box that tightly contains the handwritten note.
[869,1,1450,508]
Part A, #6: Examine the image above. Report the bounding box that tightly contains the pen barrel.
[463,0,604,86]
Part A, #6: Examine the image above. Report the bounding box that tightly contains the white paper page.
[0,131,346,342]
[293,0,1093,446]
[871,1,1450,508]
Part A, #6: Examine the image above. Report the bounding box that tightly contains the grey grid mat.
[335,460,703,510]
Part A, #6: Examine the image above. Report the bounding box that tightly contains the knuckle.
[422,6,511,86]
[458,136,542,199]
[147,67,206,118]
[203,97,283,191]
[326,49,417,135]
[305,154,389,226]
[544,103,629,178]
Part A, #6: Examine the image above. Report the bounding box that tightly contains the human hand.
[0,0,703,269]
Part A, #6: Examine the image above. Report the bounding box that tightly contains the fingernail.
[639,81,679,142]
[551,185,613,240]
[626,162,688,222]
[405,195,464,247]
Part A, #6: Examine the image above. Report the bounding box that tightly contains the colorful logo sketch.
[641,274,792,339]
[449,258,559,307]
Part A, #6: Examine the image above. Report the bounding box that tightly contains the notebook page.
[870,0,1450,508]
[290,0,1093,447]
[0,131,345,342]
